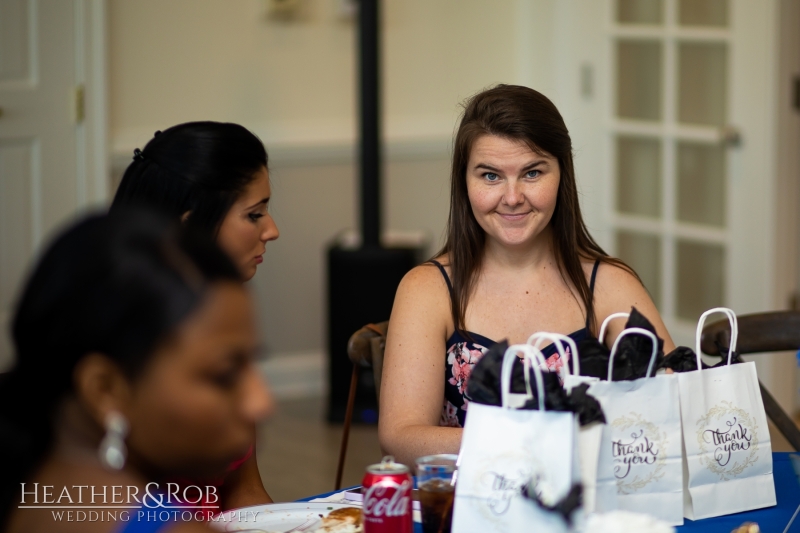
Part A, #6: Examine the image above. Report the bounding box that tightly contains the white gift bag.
[598,312,632,349]
[453,344,580,533]
[678,308,776,520]
[527,332,603,513]
[527,332,599,392]
[587,328,684,526]
[555,311,632,392]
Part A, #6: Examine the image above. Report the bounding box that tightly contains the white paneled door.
[604,0,780,346]
[0,0,106,369]
[543,0,789,404]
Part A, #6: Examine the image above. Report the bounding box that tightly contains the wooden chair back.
[700,311,800,451]
[346,322,388,402]
[700,311,800,355]
[335,321,388,490]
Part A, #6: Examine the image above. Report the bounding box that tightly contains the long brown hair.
[437,84,635,337]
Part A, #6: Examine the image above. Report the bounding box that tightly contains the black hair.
[0,208,242,527]
[110,121,268,236]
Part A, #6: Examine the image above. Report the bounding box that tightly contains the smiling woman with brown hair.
[0,210,274,533]
[379,84,675,466]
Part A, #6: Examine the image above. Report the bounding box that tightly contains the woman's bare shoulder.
[397,256,450,295]
[390,257,452,335]
[592,258,659,321]
[592,258,643,295]
[590,257,675,350]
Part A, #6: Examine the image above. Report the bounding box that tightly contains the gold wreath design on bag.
[696,400,759,481]
[610,412,668,494]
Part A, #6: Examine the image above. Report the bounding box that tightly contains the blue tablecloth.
[299,453,799,532]
[677,452,799,532]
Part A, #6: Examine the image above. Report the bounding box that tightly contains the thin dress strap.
[586,259,601,329]
[428,260,455,297]
[429,260,475,343]
[589,259,601,294]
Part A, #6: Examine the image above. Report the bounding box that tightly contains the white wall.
[108,0,553,371]
[109,0,522,149]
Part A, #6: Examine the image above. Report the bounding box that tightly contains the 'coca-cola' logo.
[363,480,411,520]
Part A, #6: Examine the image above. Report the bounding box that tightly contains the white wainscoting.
[110,134,452,179]
[259,351,326,400]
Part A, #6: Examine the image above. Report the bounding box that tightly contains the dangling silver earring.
[99,411,129,470]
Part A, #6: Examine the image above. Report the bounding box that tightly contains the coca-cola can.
[362,456,413,533]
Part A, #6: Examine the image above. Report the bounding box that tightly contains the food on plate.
[314,507,363,533]
[731,523,760,533]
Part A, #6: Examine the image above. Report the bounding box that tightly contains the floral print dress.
[439,329,588,428]
[429,258,600,429]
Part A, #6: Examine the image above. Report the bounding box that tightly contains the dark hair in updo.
[0,209,241,528]
[110,121,268,235]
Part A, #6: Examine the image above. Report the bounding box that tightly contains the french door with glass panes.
[606,0,782,347]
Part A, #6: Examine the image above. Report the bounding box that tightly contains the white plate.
[210,502,358,532]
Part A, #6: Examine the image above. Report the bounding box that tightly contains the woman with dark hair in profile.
[111,121,279,282]
[379,85,676,465]
[110,122,278,507]
[0,210,273,533]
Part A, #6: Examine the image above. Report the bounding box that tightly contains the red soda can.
[362,456,413,533]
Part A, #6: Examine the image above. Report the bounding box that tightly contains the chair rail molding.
[259,350,327,400]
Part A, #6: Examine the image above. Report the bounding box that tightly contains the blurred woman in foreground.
[0,210,273,532]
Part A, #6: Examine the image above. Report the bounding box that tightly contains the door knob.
[720,125,741,147]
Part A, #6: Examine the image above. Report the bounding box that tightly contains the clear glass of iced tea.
[415,454,457,533]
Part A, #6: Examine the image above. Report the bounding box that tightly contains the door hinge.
[793,75,800,113]
[74,84,85,124]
